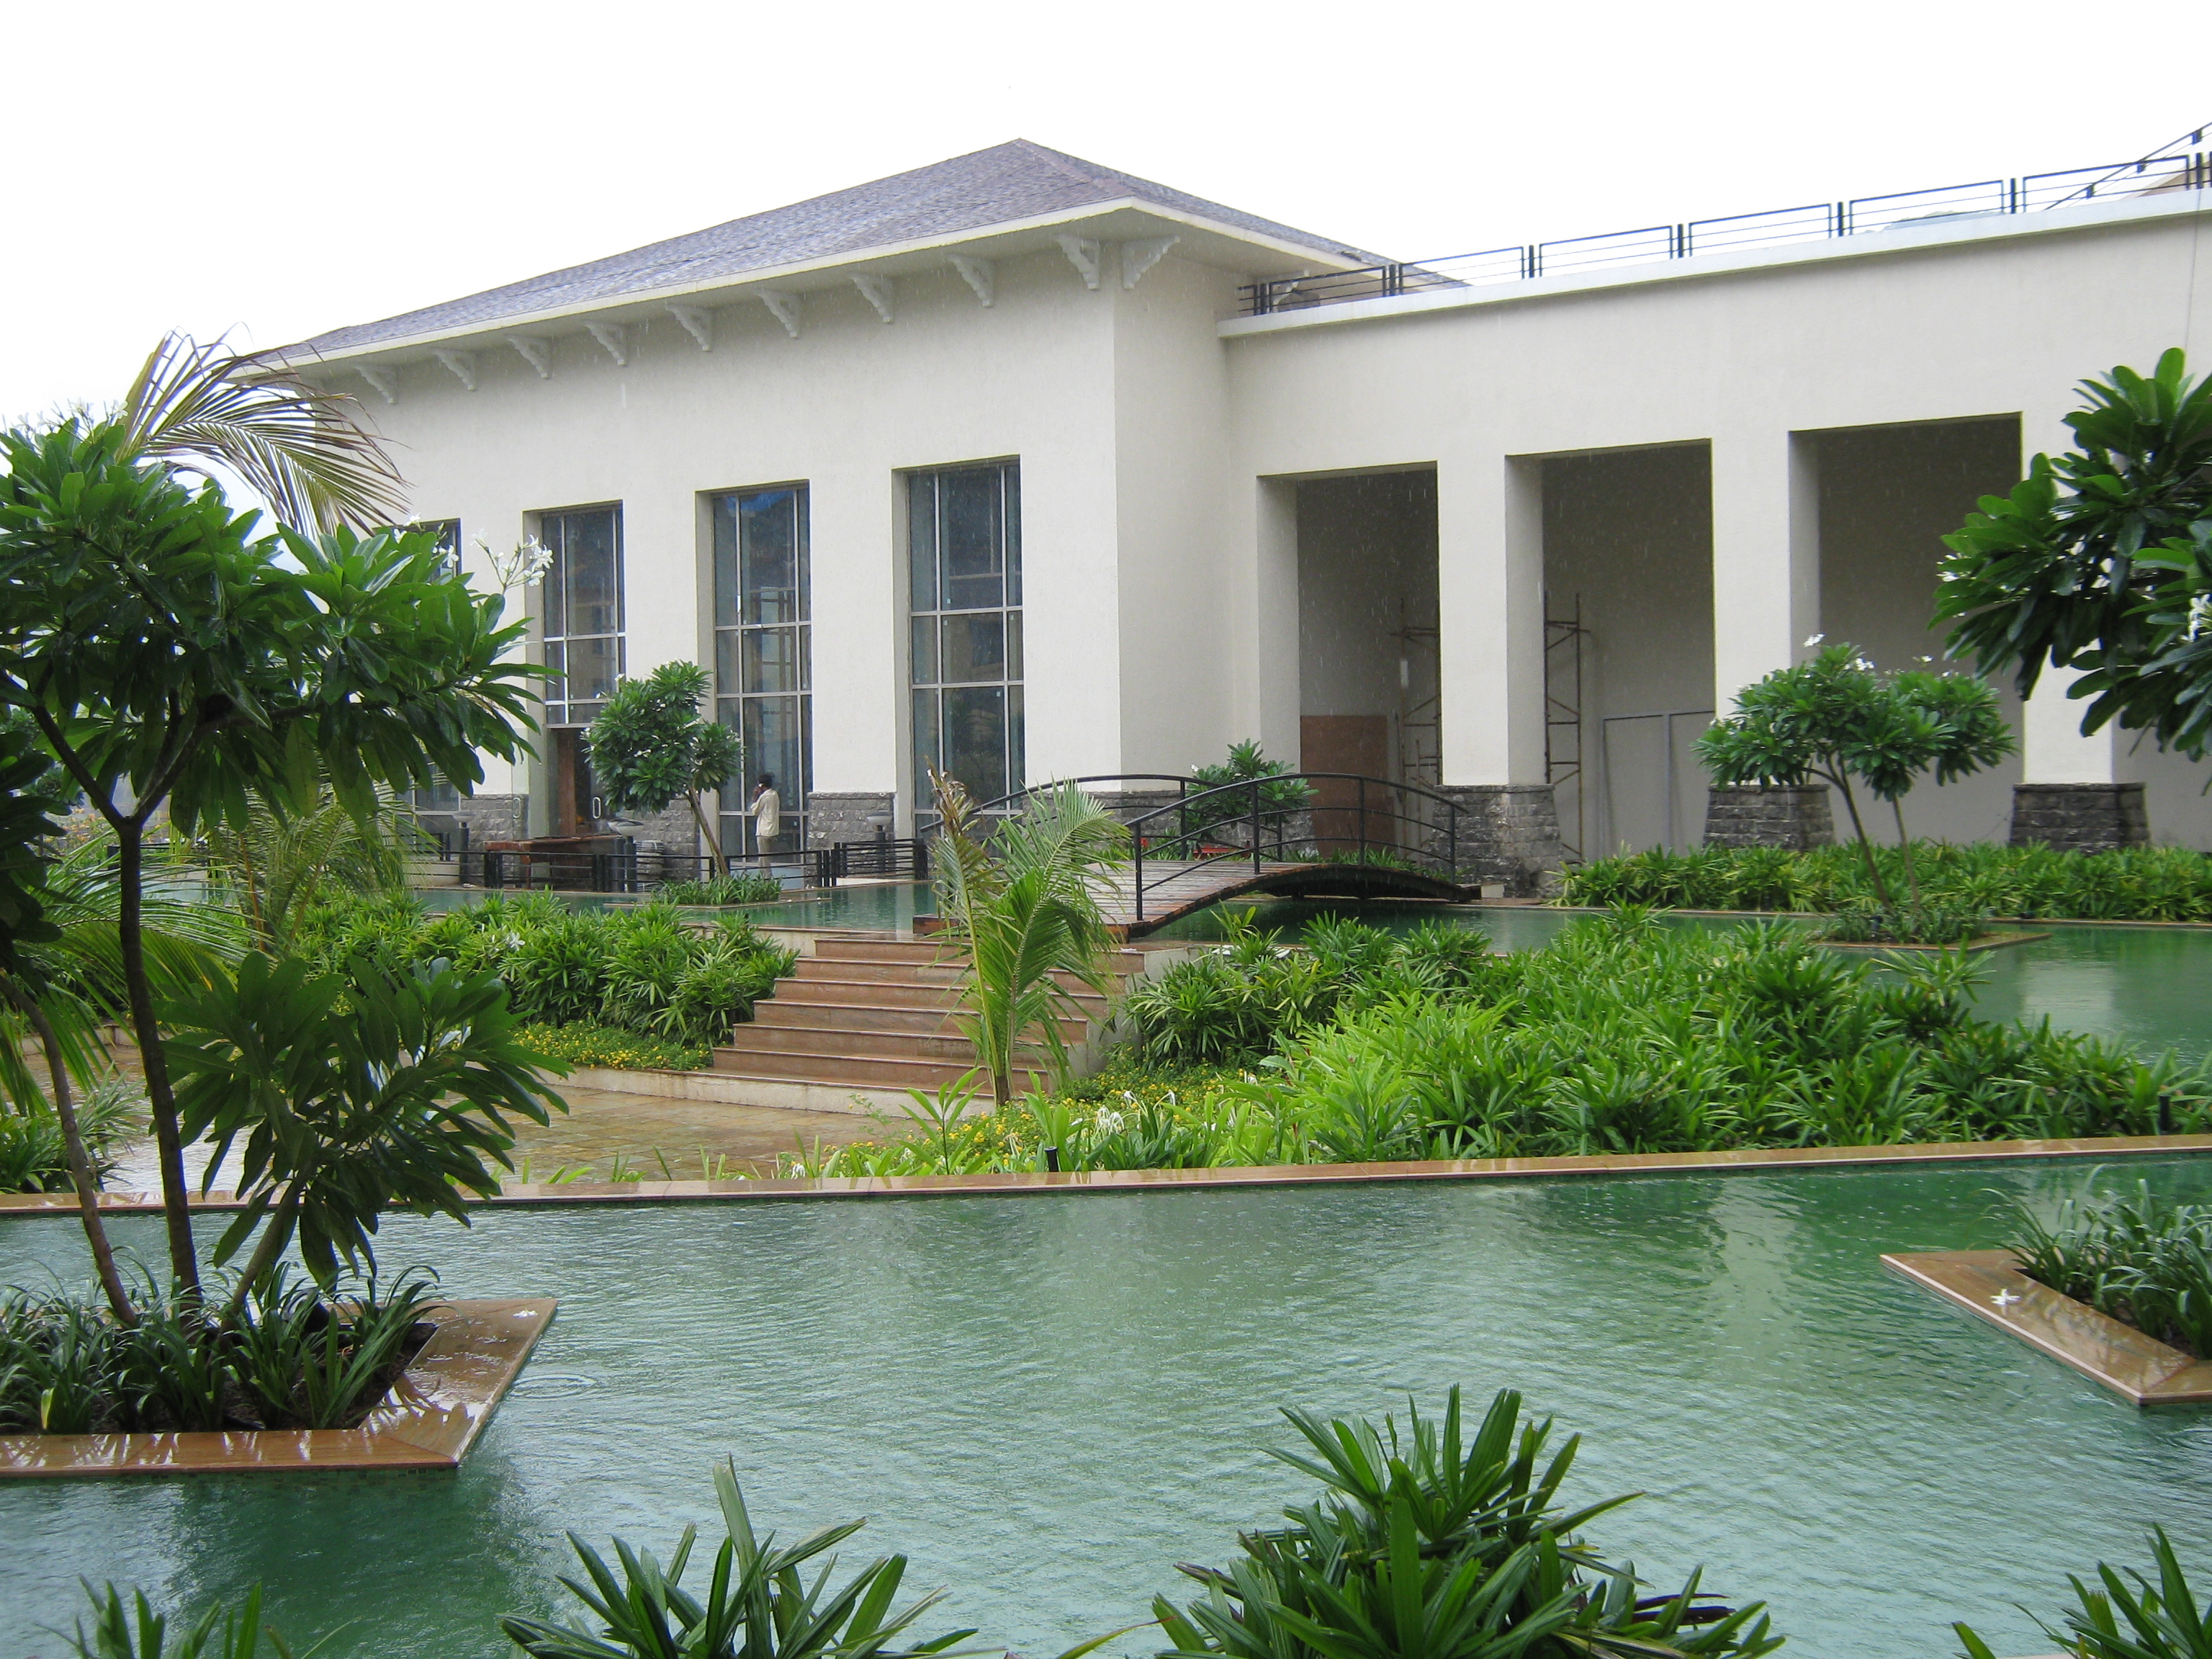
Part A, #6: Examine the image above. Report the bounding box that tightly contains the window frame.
[537,504,626,729]
[907,461,1023,811]
[711,485,811,854]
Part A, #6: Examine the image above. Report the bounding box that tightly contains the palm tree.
[197,782,418,954]
[117,331,406,531]
[930,772,1130,1109]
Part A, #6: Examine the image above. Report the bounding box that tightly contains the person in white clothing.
[747,773,786,854]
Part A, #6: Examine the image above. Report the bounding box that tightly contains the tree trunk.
[221,1177,309,1326]
[7,985,135,1325]
[1829,775,1892,908]
[688,793,727,878]
[1891,799,1923,909]
[116,819,201,1296]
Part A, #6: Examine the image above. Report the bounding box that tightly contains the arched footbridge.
[947,773,1475,939]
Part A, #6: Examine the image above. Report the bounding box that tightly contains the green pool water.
[7,1159,2212,1659]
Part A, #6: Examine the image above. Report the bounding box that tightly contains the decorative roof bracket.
[431,349,477,392]
[508,336,552,378]
[1056,234,1102,289]
[758,290,803,338]
[667,305,714,351]
[950,255,994,307]
[1121,236,1179,289]
[358,364,398,404]
[852,274,895,323]
[585,321,629,366]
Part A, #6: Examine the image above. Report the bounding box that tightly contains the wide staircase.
[712,935,1155,1110]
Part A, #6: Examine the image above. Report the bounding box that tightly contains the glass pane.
[742,490,798,626]
[743,628,801,695]
[940,468,1004,611]
[907,474,937,613]
[1007,611,1023,682]
[543,641,567,719]
[912,689,940,799]
[564,510,621,637]
[1008,683,1025,790]
[715,629,742,696]
[942,685,1007,803]
[798,621,811,693]
[940,613,1006,683]
[567,634,621,706]
[794,490,811,624]
[712,497,741,630]
[1005,466,1022,606]
[542,523,566,639]
[745,698,804,805]
[909,616,938,685]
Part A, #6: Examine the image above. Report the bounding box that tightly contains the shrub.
[289,892,794,1061]
[1956,1526,2212,1659]
[2005,1179,2212,1357]
[795,910,2212,1175]
[0,1265,440,1434]
[1558,841,2212,922]
[0,1082,143,1195]
[1157,1387,1780,1659]
[658,871,783,906]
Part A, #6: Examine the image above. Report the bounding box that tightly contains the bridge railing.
[926,772,1467,924]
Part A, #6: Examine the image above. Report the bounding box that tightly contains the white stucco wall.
[1220,192,2212,844]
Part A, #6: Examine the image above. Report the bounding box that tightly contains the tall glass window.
[909,462,1022,807]
[713,486,811,854]
[539,505,624,728]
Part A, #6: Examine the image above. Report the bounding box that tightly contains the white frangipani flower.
[1803,633,1825,648]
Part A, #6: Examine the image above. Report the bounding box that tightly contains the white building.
[284,138,2212,889]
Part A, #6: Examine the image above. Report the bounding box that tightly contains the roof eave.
[279,199,1376,368]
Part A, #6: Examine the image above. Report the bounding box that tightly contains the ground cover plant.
[784,909,2210,1177]
[292,891,796,1057]
[1557,840,2212,922]
[2004,1178,2212,1357]
[0,1264,439,1435]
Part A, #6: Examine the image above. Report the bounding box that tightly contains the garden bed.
[1882,1251,2212,1406]
[0,1297,554,1478]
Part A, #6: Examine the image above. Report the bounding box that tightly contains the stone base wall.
[445,794,528,845]
[1703,786,1836,850]
[1431,784,1568,898]
[806,791,896,849]
[2010,783,2149,853]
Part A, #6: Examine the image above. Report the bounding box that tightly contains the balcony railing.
[1239,139,2211,318]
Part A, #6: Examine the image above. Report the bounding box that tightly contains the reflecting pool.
[7,1158,2212,1659]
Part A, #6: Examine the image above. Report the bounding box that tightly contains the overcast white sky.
[6,0,2209,421]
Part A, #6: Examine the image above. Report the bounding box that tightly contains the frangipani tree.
[585,661,742,871]
[1696,644,2013,909]
[1936,348,2212,754]
[0,337,541,1295]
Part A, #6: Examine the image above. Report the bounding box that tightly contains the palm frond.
[119,332,407,531]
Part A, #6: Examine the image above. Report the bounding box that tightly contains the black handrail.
[1240,144,2212,317]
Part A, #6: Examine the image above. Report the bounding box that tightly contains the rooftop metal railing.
[1239,133,2211,318]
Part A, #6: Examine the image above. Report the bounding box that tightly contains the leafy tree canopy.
[585,661,742,865]
[1936,347,2212,754]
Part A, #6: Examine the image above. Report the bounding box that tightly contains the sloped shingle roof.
[299,140,1377,356]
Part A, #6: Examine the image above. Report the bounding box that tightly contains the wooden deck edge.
[1881,1251,2212,1406]
[0,1298,555,1477]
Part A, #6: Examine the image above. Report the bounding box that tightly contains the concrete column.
[1250,477,1301,764]
[1434,451,1563,894]
[1437,452,1545,785]
[1709,429,1819,716]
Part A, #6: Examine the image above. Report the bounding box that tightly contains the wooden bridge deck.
[1101,860,1470,938]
